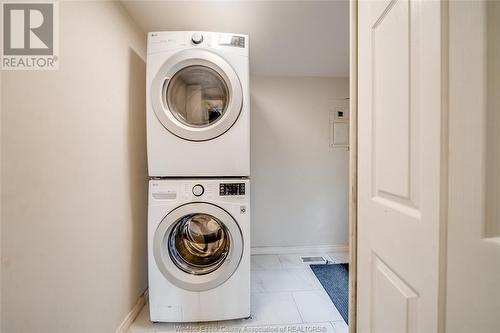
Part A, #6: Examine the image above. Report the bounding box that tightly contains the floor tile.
[331,320,349,333]
[293,268,324,290]
[277,254,310,268]
[224,292,302,326]
[251,255,282,270]
[251,269,315,292]
[250,271,266,293]
[130,254,348,333]
[327,252,349,264]
[278,253,331,268]
[293,290,343,323]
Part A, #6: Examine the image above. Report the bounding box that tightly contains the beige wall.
[486,0,500,237]
[1,2,147,333]
[250,76,349,248]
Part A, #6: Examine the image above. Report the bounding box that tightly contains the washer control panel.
[219,183,245,196]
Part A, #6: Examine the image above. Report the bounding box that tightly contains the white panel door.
[446,1,500,332]
[357,1,444,332]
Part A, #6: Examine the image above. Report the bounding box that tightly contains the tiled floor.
[128,252,349,333]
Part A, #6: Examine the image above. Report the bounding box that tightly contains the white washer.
[147,31,250,177]
[148,178,250,322]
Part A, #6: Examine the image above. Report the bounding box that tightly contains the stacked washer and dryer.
[146,31,251,323]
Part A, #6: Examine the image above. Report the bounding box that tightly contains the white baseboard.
[250,244,348,255]
[115,289,148,333]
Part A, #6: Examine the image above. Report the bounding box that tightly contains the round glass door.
[151,49,243,142]
[168,213,230,275]
[153,203,243,291]
[166,66,229,128]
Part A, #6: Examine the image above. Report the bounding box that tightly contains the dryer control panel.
[147,31,249,56]
[219,183,245,196]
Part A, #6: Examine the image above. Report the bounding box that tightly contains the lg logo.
[3,3,54,55]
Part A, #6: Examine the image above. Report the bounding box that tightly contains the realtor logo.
[1,1,59,70]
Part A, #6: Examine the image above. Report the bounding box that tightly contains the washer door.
[151,49,243,142]
[154,202,243,291]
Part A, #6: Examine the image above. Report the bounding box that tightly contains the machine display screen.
[219,183,245,196]
[219,35,245,48]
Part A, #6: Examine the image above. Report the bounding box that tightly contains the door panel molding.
[370,0,421,218]
[370,253,418,333]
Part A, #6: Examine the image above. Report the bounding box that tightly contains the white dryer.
[147,31,250,177]
[148,178,250,322]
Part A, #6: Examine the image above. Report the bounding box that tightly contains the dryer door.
[153,202,243,291]
[151,49,243,142]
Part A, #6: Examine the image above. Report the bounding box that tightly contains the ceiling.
[121,1,349,77]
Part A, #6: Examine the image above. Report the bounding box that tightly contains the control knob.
[192,184,204,197]
[191,33,203,45]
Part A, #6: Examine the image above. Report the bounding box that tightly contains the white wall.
[1,2,147,332]
[250,76,349,248]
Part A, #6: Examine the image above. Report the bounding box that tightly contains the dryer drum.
[150,48,244,143]
[165,65,229,128]
[169,213,231,275]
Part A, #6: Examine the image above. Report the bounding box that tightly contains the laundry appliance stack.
[145,31,250,323]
